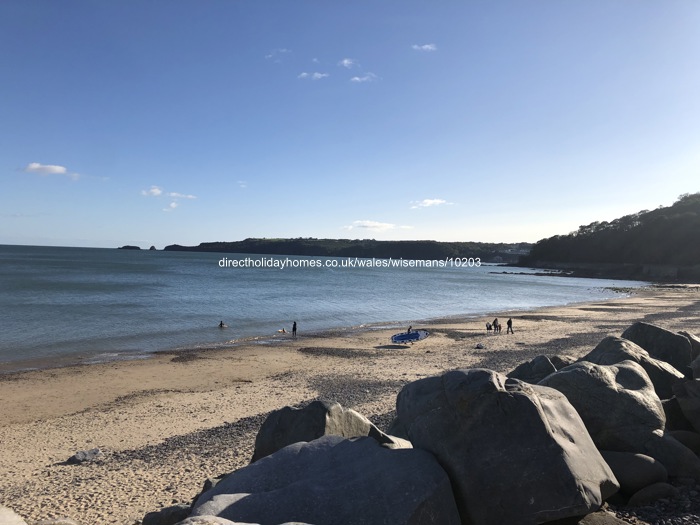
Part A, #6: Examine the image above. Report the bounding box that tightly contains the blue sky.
[1,1,699,248]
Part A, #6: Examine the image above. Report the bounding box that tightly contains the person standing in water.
[292,321,297,339]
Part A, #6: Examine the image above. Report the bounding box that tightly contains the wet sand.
[1,284,699,524]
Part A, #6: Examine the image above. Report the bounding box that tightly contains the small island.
[117,245,141,250]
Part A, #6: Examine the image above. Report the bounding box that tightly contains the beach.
[1,284,699,525]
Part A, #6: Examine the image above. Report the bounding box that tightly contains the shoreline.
[1,284,699,524]
[0,283,646,376]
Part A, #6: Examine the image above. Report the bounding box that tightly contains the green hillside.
[164,238,531,263]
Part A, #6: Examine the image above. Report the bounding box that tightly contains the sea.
[0,244,648,372]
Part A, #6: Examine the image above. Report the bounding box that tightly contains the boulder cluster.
[5,321,700,525]
[133,322,700,525]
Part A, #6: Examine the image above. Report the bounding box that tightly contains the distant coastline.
[161,237,532,264]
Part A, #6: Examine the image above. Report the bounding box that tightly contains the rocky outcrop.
[191,435,461,525]
[621,322,693,376]
[580,336,685,399]
[599,451,668,496]
[540,361,700,479]
[672,379,700,434]
[539,361,665,451]
[250,399,409,462]
[506,354,556,384]
[394,369,618,525]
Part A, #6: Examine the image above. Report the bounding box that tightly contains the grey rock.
[143,504,191,525]
[667,429,700,455]
[174,519,242,525]
[176,519,312,525]
[507,354,557,384]
[600,451,668,495]
[622,322,693,376]
[67,447,103,464]
[0,505,28,525]
[192,435,460,525]
[679,330,700,361]
[550,355,578,370]
[539,361,665,452]
[627,482,679,507]
[673,379,700,434]
[577,510,631,524]
[251,399,410,463]
[580,336,685,399]
[395,368,618,525]
[540,360,700,479]
[662,396,695,431]
[35,520,81,525]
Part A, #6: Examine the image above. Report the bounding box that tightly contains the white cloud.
[167,192,197,199]
[338,58,358,69]
[141,185,163,197]
[298,72,329,80]
[24,162,80,180]
[412,43,437,52]
[142,185,197,211]
[344,220,398,232]
[410,198,452,209]
[350,73,378,83]
[238,180,247,189]
[265,48,292,61]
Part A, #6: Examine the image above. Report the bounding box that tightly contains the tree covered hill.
[164,238,531,263]
[519,192,700,271]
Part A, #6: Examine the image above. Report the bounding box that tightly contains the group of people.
[486,317,513,334]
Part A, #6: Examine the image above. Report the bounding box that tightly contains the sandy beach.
[1,284,699,524]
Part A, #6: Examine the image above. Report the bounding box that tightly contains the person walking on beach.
[486,322,492,334]
[292,321,297,339]
[493,318,500,334]
[506,318,514,334]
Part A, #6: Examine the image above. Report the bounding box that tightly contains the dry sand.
[1,284,699,524]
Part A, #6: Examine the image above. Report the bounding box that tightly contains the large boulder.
[251,400,409,462]
[679,330,700,361]
[580,336,685,399]
[672,379,700,434]
[507,355,557,384]
[176,516,309,525]
[191,435,461,525]
[599,451,668,495]
[662,397,695,431]
[540,361,700,479]
[621,322,693,375]
[394,368,618,525]
[539,361,665,451]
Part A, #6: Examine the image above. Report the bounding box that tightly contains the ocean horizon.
[0,244,647,372]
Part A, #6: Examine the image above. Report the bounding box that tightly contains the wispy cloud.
[350,73,378,83]
[412,43,437,52]
[344,220,405,232]
[338,58,358,69]
[265,48,292,61]
[238,180,247,189]
[142,185,197,212]
[24,162,80,181]
[411,198,452,209]
[141,185,163,197]
[167,192,196,199]
[298,72,329,80]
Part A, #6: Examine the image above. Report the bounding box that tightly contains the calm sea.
[0,245,646,371]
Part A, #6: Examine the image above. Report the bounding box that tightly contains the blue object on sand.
[391,330,429,344]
